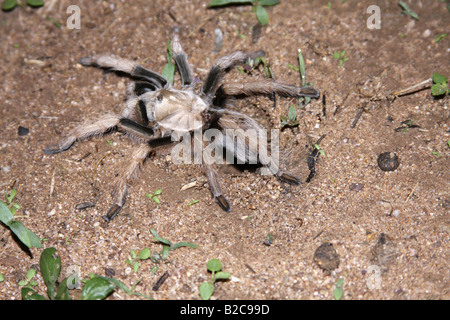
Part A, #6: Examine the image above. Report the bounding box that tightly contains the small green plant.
[22,247,151,300]
[431,151,441,157]
[0,273,4,282]
[199,258,230,300]
[280,105,299,128]
[333,50,348,67]
[1,188,21,215]
[126,248,151,273]
[1,0,44,11]
[145,188,162,204]
[333,277,344,300]
[0,198,41,249]
[187,199,199,206]
[431,73,448,97]
[434,33,447,43]
[314,143,326,157]
[162,41,175,84]
[150,228,198,263]
[18,268,38,287]
[209,0,280,25]
[399,1,419,20]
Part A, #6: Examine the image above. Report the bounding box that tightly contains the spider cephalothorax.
[44,34,320,222]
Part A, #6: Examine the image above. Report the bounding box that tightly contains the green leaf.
[431,83,448,96]
[214,271,230,280]
[151,229,172,246]
[153,188,162,196]
[130,249,137,259]
[94,275,133,294]
[152,196,161,204]
[432,72,447,84]
[81,277,115,300]
[0,273,4,282]
[260,0,280,6]
[209,0,253,7]
[298,49,306,86]
[0,201,14,225]
[255,5,269,25]
[162,63,175,84]
[27,0,44,7]
[199,282,214,300]
[171,241,198,250]
[6,188,17,204]
[21,287,47,300]
[8,220,42,249]
[133,261,140,273]
[138,247,151,260]
[26,268,36,281]
[40,247,61,299]
[434,33,447,43]
[1,0,18,11]
[207,258,222,272]
[161,245,170,260]
[288,105,297,122]
[55,278,71,300]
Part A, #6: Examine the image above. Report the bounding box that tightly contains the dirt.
[0,0,449,300]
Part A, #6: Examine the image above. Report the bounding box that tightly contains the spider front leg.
[105,143,153,222]
[44,114,121,154]
[171,34,192,87]
[79,55,167,89]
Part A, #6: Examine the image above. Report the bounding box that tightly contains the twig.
[391,78,432,97]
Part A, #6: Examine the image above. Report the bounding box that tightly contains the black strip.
[132,65,167,88]
[119,118,154,138]
[202,66,222,98]
[174,54,192,86]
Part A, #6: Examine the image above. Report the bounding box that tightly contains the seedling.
[145,188,162,204]
[431,151,441,157]
[150,228,198,263]
[431,73,448,97]
[280,105,299,128]
[18,268,38,287]
[162,40,175,84]
[199,258,230,300]
[21,247,151,300]
[0,273,4,282]
[1,0,44,11]
[314,144,326,157]
[126,248,151,273]
[209,0,280,26]
[333,277,344,300]
[434,33,447,43]
[187,199,199,206]
[333,50,348,67]
[1,188,21,215]
[399,1,419,20]
[263,233,273,246]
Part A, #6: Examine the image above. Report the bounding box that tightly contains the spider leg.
[172,34,192,87]
[202,51,248,101]
[44,114,121,154]
[202,163,231,212]
[105,143,152,222]
[216,109,301,185]
[78,55,167,88]
[221,80,320,99]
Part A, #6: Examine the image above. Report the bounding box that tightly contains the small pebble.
[18,126,30,136]
[392,209,400,217]
[313,242,340,271]
[2,166,11,173]
[377,152,400,171]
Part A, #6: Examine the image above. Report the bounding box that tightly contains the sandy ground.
[0,0,448,300]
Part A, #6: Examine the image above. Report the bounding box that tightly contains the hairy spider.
[44,35,320,222]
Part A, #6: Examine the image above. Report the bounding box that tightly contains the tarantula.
[44,35,320,222]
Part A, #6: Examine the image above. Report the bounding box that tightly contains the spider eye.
[156,92,163,102]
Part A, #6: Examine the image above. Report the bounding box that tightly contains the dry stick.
[391,78,432,97]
